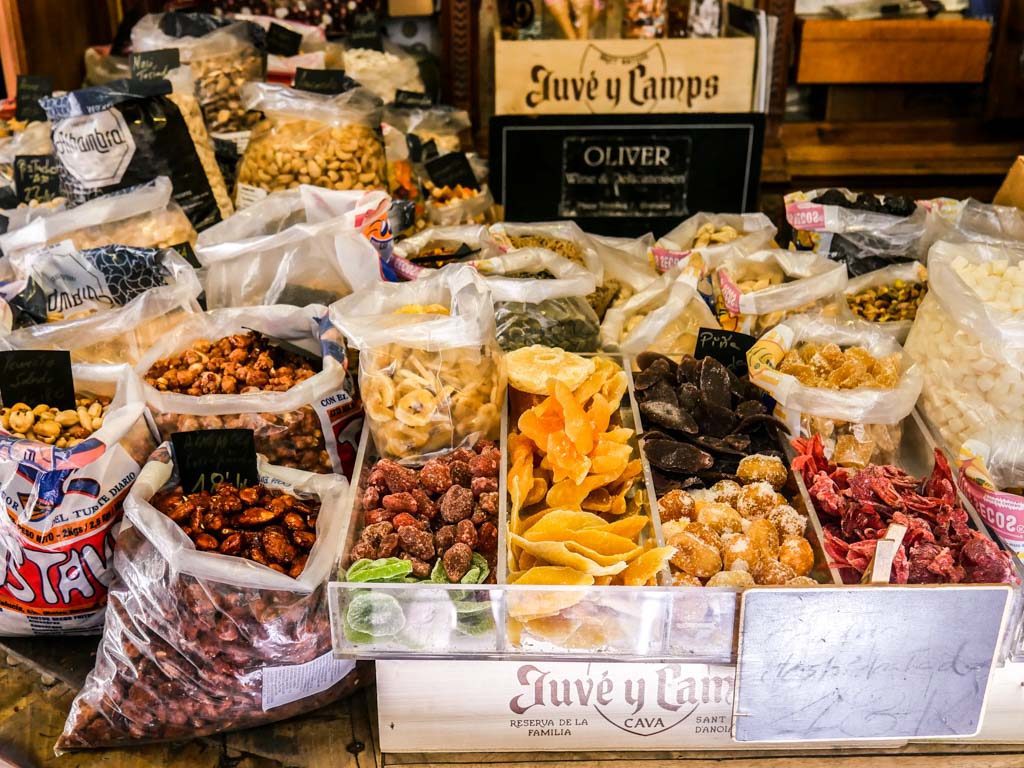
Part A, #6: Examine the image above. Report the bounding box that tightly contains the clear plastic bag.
[905,240,1024,454]
[748,314,923,467]
[131,13,266,133]
[843,261,928,344]
[196,187,387,307]
[384,105,471,156]
[600,262,718,355]
[84,45,130,86]
[388,224,500,281]
[342,43,426,104]
[0,177,196,259]
[42,79,230,232]
[136,305,360,477]
[56,448,363,749]
[0,244,203,364]
[711,248,848,335]
[232,14,327,83]
[330,265,505,461]
[473,247,600,352]
[0,363,153,635]
[235,83,387,205]
[958,424,1024,557]
[650,212,776,273]
[426,185,496,227]
[918,198,1024,254]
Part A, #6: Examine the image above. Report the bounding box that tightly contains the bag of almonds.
[131,12,266,134]
[650,212,777,273]
[0,177,196,260]
[196,186,389,307]
[235,83,387,208]
[0,363,154,635]
[57,447,366,749]
[0,243,203,364]
[136,304,362,477]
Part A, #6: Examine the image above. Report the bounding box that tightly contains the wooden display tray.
[493,34,756,115]
[795,17,992,84]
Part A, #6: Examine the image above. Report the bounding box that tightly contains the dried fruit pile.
[847,280,927,323]
[658,453,817,587]
[348,441,501,582]
[794,435,1018,584]
[505,347,671,591]
[633,352,789,495]
[779,342,901,389]
[153,482,320,578]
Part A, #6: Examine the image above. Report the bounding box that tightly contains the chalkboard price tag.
[266,22,303,56]
[420,138,439,161]
[16,75,52,122]
[293,67,357,95]
[393,89,433,109]
[171,429,260,494]
[734,586,1011,742]
[130,48,181,81]
[425,152,479,191]
[0,350,76,411]
[348,13,384,51]
[694,327,756,376]
[168,240,201,269]
[14,155,62,204]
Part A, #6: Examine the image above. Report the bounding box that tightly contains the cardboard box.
[995,156,1024,210]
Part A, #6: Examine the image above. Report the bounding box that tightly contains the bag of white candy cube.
[905,239,1024,454]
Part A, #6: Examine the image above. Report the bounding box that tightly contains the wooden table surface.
[2,639,1024,768]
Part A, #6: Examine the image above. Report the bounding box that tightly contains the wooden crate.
[494,35,756,116]
[796,17,992,84]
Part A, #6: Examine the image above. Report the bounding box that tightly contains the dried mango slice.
[586,392,614,437]
[590,439,633,476]
[509,566,594,619]
[522,508,607,541]
[601,369,629,409]
[595,516,650,539]
[582,488,613,512]
[516,508,549,535]
[525,476,548,507]
[511,534,629,576]
[573,363,614,406]
[520,614,583,643]
[518,398,564,446]
[620,546,675,586]
[552,380,594,456]
[603,427,634,444]
[545,430,592,484]
[564,541,642,568]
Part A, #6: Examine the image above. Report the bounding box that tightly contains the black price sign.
[348,13,384,51]
[130,48,181,81]
[490,113,764,237]
[293,68,357,95]
[694,327,757,376]
[266,22,303,56]
[425,152,479,190]
[16,75,52,122]
[14,155,61,204]
[171,429,260,494]
[168,240,201,269]
[393,89,433,109]
[0,350,76,411]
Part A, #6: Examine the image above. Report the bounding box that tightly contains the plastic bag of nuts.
[196,187,388,307]
[650,212,777,273]
[0,244,203,364]
[0,177,197,260]
[132,13,266,134]
[386,224,501,281]
[56,446,367,748]
[844,261,928,344]
[0,363,154,635]
[331,265,505,461]
[136,304,362,477]
[235,83,387,207]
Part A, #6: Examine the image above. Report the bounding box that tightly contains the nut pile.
[145,331,318,396]
[191,49,265,133]
[847,280,927,323]
[350,442,501,581]
[152,482,320,578]
[168,91,235,221]
[659,454,816,587]
[0,396,110,447]
[689,222,740,249]
[50,205,197,253]
[237,121,387,195]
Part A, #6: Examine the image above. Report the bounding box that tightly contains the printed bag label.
[51,109,136,189]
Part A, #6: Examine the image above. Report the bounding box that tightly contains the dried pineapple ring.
[506,345,596,395]
[395,389,438,427]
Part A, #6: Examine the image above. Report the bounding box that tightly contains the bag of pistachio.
[234,83,387,207]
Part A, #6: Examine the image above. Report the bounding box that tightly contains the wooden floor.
[2,640,1024,768]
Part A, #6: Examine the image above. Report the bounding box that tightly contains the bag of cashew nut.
[235,83,387,208]
[41,78,231,232]
[197,186,392,304]
[330,264,505,462]
[650,212,777,273]
[57,447,366,749]
[0,243,203,364]
[131,12,265,134]
[0,363,154,635]
[136,304,362,477]
[0,177,196,260]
